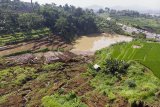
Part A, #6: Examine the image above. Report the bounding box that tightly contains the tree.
[105,7,110,13]
[98,9,105,13]
[54,16,76,41]
[103,58,129,75]
[18,13,44,32]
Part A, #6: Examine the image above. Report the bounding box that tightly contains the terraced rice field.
[110,41,160,78]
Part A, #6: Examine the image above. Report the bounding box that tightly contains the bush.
[103,58,129,75]
[126,80,136,88]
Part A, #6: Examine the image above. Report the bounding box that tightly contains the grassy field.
[108,41,160,78]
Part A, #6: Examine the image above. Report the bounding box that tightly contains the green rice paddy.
[110,41,160,78]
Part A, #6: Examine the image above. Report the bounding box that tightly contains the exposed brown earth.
[0,52,115,107]
[0,35,72,56]
[82,93,108,107]
[0,53,95,107]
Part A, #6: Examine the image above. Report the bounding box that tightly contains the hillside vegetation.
[0,0,123,43]
[108,41,160,78]
[95,40,160,79]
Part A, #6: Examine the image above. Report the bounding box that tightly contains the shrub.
[126,80,136,88]
[103,58,129,75]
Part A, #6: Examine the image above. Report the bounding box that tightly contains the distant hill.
[87,5,160,15]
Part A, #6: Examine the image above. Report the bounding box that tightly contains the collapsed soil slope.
[0,53,95,107]
[0,35,72,57]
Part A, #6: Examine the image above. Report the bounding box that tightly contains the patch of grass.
[42,92,87,107]
[42,62,64,72]
[108,92,116,101]
[0,95,8,104]
[36,73,49,81]
[0,66,37,87]
[0,93,14,105]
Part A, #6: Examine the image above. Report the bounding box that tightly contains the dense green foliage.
[103,58,129,75]
[0,0,98,41]
[0,0,125,42]
[40,4,100,41]
[95,17,124,34]
[0,0,44,33]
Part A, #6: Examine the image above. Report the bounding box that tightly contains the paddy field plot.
[110,41,160,78]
